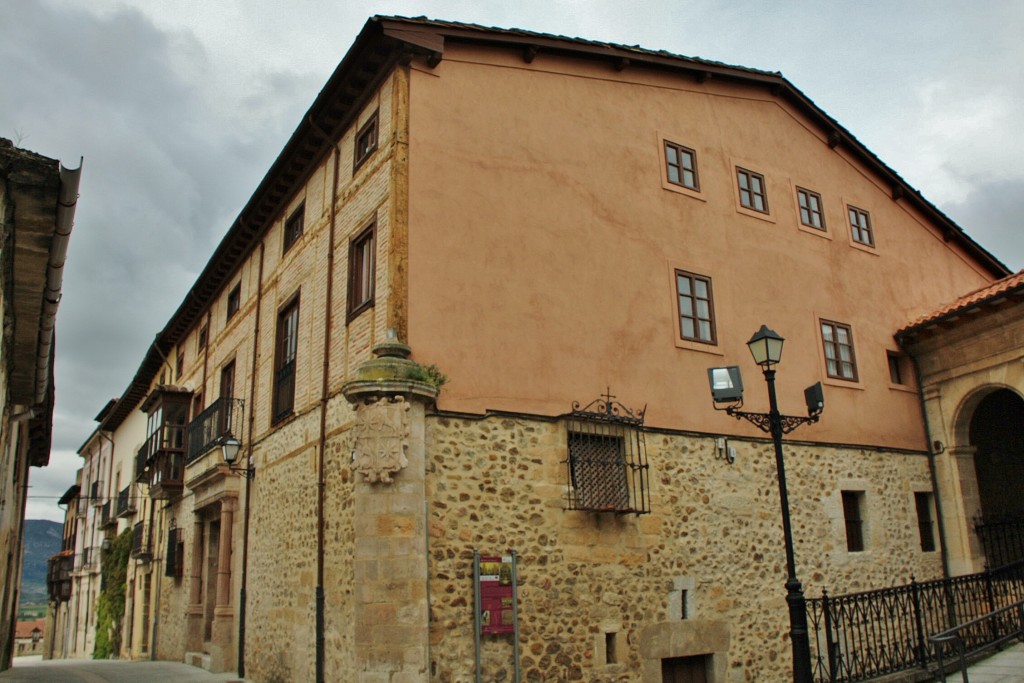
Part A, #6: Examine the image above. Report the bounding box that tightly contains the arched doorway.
[970,388,1024,567]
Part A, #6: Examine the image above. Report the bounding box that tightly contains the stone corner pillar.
[342,339,439,683]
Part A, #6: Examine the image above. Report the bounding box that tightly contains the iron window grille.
[915,492,936,552]
[165,526,184,579]
[131,521,152,561]
[563,391,650,515]
[186,396,244,463]
[273,296,299,424]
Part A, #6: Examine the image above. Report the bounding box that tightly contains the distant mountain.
[20,519,62,604]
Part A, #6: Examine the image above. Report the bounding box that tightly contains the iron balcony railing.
[99,501,116,528]
[135,441,149,483]
[116,485,135,517]
[131,521,152,561]
[808,560,1024,682]
[186,396,244,464]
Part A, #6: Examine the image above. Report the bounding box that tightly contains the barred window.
[564,392,650,515]
[915,492,936,552]
[842,490,865,552]
[164,527,184,579]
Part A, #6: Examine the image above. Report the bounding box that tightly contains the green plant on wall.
[406,362,447,388]
[93,528,131,659]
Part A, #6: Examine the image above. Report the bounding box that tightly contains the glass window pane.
[738,172,749,190]
[682,170,694,187]
[754,196,764,211]
[694,280,707,298]
[821,324,833,341]
[666,145,678,164]
[696,299,709,318]
[668,166,680,183]
[681,318,695,338]
[698,320,711,340]
[681,151,694,171]
[679,294,693,316]
[827,359,838,375]
[677,276,691,296]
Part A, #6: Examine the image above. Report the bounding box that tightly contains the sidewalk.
[956,642,1024,683]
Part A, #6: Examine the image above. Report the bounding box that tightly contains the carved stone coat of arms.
[351,396,411,483]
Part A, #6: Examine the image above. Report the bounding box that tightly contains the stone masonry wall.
[425,414,943,683]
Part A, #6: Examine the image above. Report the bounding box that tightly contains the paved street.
[958,642,1024,683]
[0,657,246,682]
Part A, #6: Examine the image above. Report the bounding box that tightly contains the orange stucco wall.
[405,45,993,451]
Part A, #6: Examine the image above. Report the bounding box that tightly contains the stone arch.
[954,384,1024,567]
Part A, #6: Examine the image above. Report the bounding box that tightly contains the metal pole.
[473,549,481,683]
[764,367,814,683]
[510,550,521,683]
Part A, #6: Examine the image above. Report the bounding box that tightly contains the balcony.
[131,521,152,561]
[90,480,103,506]
[140,386,192,498]
[47,551,74,602]
[116,485,136,517]
[187,396,244,464]
[99,501,117,529]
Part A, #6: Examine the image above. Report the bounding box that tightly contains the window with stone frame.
[347,220,376,321]
[915,491,937,552]
[797,187,825,230]
[272,295,300,424]
[821,320,858,381]
[354,110,379,171]
[737,167,768,213]
[664,141,700,191]
[842,490,866,552]
[164,526,184,579]
[848,205,874,247]
[283,203,305,254]
[564,392,650,515]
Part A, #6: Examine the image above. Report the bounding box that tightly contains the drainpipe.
[238,238,264,678]
[314,143,341,683]
[905,350,952,581]
[35,160,82,404]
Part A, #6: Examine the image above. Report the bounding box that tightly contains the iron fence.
[186,396,243,463]
[808,561,1024,682]
[975,515,1024,568]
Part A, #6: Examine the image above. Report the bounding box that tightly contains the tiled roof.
[15,619,45,639]
[898,270,1024,336]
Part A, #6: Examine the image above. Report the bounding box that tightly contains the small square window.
[821,320,858,381]
[354,111,379,171]
[842,490,866,552]
[664,141,699,191]
[283,204,305,254]
[849,205,874,246]
[227,283,241,321]
[915,492,936,552]
[797,188,825,230]
[737,167,768,213]
[675,270,716,344]
[347,220,376,321]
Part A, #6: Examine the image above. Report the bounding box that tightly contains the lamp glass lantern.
[221,435,242,465]
[747,324,785,368]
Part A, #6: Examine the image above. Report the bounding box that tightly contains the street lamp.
[708,325,823,683]
[221,435,254,479]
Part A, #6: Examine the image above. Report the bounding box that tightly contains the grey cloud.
[943,180,1024,272]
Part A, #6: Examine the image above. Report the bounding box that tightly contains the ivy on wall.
[93,528,131,659]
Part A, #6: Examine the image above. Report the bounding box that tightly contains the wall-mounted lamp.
[222,435,254,479]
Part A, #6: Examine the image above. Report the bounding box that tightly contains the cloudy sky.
[4,0,1023,521]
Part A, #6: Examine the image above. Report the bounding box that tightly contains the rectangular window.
[226,283,241,320]
[887,351,906,385]
[915,492,937,552]
[664,141,699,191]
[176,346,184,380]
[675,270,716,344]
[354,111,379,171]
[283,204,304,254]
[821,320,858,381]
[737,167,768,213]
[198,325,208,352]
[849,205,874,246]
[347,221,376,320]
[842,490,865,552]
[220,360,236,435]
[272,298,299,424]
[797,187,825,230]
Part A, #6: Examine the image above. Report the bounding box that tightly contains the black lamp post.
[709,325,823,683]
